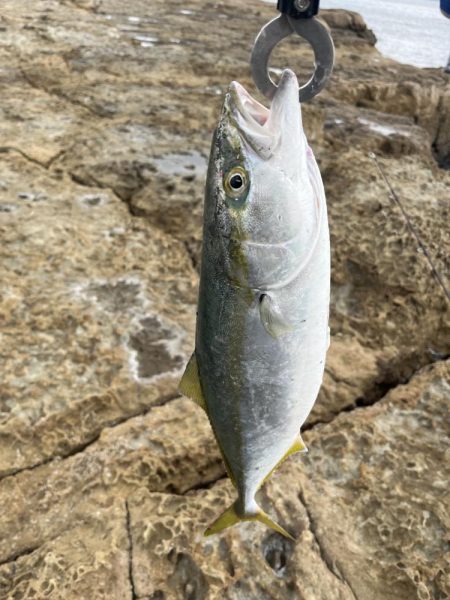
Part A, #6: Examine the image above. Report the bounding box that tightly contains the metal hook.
[250,13,335,103]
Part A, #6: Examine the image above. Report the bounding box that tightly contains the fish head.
[204,69,320,290]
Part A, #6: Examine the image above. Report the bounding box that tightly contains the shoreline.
[262,0,450,69]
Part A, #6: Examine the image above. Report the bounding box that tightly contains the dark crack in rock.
[262,533,294,578]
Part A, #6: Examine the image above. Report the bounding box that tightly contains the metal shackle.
[250,12,335,103]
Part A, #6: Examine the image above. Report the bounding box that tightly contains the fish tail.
[255,508,295,540]
[204,502,240,537]
[204,501,294,540]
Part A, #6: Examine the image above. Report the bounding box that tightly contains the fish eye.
[230,173,244,190]
[224,166,249,198]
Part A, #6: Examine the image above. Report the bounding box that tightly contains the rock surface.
[0,1,449,599]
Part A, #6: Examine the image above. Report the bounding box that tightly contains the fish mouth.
[226,70,300,158]
[229,81,270,128]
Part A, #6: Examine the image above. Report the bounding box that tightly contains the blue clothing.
[442,0,450,18]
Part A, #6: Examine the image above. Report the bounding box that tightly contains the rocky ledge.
[0,1,448,599]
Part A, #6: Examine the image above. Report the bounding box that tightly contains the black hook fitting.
[277,0,320,20]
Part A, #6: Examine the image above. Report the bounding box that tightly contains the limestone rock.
[0,153,197,476]
[321,9,377,46]
[0,398,222,567]
[125,361,450,600]
[300,360,450,600]
[0,502,131,600]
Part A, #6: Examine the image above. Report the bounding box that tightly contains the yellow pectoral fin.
[258,434,308,490]
[178,353,207,411]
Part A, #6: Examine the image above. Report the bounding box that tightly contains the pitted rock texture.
[0,1,449,599]
[122,363,449,600]
[0,153,197,475]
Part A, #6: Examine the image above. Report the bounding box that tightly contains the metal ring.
[250,14,335,102]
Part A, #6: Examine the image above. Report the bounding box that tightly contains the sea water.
[262,0,450,68]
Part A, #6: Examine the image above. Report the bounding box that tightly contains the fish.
[179,69,330,539]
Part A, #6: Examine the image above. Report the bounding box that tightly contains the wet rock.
[323,104,433,160]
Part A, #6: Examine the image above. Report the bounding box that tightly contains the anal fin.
[285,434,308,457]
[258,434,307,490]
[178,353,207,411]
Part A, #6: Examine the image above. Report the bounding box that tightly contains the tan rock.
[0,153,198,475]
[126,361,448,600]
[435,89,450,168]
[299,360,450,600]
[1,361,448,599]
[321,9,377,46]
[309,335,380,424]
[0,502,131,600]
[127,484,356,600]
[0,398,221,567]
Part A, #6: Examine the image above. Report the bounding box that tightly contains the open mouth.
[226,83,274,156]
[225,70,299,157]
[229,81,269,127]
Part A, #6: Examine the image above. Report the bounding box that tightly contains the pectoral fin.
[259,294,294,339]
[178,353,207,411]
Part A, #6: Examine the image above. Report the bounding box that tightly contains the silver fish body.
[180,70,330,537]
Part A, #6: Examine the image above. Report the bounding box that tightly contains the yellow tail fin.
[204,502,294,540]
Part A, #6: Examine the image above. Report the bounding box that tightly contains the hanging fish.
[179,69,330,539]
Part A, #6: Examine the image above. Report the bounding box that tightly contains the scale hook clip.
[251,0,335,102]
